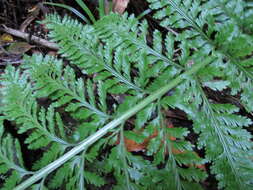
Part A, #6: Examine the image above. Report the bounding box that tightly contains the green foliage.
[0,0,252,190]
[0,118,31,189]
[147,0,253,189]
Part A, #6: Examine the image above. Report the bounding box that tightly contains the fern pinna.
[0,0,252,190]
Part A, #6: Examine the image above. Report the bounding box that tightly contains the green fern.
[147,0,253,189]
[0,63,109,189]
[147,0,253,111]
[0,118,32,189]
[0,0,252,190]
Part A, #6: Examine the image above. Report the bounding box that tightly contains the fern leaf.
[83,171,105,187]
[1,66,71,147]
[162,79,253,189]
[148,0,253,112]
[0,118,32,189]
[43,14,144,93]
[23,54,109,119]
[1,2,252,189]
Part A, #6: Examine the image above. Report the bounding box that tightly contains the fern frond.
[24,54,109,116]
[43,14,145,94]
[1,65,107,189]
[94,13,183,69]
[195,88,253,190]
[0,118,32,189]
[148,0,253,112]
[146,110,206,190]
[0,66,78,176]
[1,66,71,146]
[104,143,145,189]
[162,78,253,189]
[47,151,106,190]
[22,54,114,142]
[204,0,253,34]
[0,1,252,189]
[146,2,253,187]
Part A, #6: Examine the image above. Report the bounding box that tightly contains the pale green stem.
[14,57,214,190]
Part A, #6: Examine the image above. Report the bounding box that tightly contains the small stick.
[0,25,58,50]
[0,60,23,65]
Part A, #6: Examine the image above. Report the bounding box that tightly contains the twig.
[0,25,58,50]
[20,15,36,32]
[0,60,23,65]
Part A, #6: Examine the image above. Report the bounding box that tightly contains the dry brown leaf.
[115,122,206,170]
[124,138,147,152]
[113,0,130,14]
[7,42,34,54]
